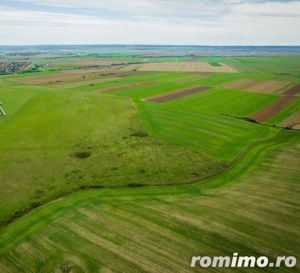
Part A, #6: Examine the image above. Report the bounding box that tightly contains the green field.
[0,53,299,272]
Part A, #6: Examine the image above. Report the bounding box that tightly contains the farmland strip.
[101,81,157,93]
[251,96,297,122]
[146,86,211,103]
[135,62,238,73]
[282,84,300,96]
[278,109,300,129]
[222,79,291,94]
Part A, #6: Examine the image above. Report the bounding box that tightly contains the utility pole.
[0,101,6,116]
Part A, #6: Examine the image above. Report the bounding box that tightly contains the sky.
[0,0,299,45]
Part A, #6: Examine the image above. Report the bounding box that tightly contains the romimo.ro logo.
[190,253,297,268]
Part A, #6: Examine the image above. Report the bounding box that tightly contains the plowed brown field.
[282,84,300,96]
[251,96,297,122]
[146,86,211,103]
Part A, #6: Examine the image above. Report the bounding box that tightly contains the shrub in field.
[73,151,92,159]
[130,130,148,137]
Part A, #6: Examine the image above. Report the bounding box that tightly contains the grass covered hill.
[0,51,299,272]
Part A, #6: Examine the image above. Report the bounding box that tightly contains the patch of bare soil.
[282,84,300,96]
[146,86,211,103]
[251,96,297,122]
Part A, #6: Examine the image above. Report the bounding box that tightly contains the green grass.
[0,82,224,227]
[201,56,300,79]
[0,55,299,273]
[0,130,298,273]
[137,101,278,161]
[164,88,279,117]
[110,73,207,100]
[0,86,42,125]
[266,98,300,125]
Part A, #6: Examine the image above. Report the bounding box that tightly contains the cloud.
[14,0,300,18]
[0,0,299,45]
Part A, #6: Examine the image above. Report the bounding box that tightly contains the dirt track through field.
[146,86,211,103]
[251,96,297,122]
[278,110,300,130]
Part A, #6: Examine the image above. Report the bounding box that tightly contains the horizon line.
[1,44,300,47]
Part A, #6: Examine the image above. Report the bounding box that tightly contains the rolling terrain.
[0,49,299,272]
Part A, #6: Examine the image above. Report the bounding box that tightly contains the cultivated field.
[278,109,300,129]
[221,78,292,94]
[145,86,211,103]
[0,50,299,273]
[251,95,297,122]
[125,62,238,73]
[17,69,125,85]
[0,131,299,273]
[283,84,300,96]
